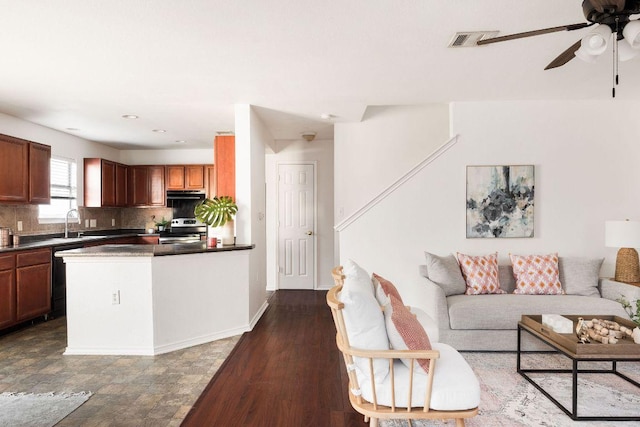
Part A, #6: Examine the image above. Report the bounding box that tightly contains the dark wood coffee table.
[518,314,640,421]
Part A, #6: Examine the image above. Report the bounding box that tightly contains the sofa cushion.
[424,252,466,296]
[498,265,516,293]
[385,294,432,374]
[356,343,480,411]
[447,294,629,330]
[559,257,603,297]
[457,252,506,295]
[340,260,389,383]
[510,253,564,295]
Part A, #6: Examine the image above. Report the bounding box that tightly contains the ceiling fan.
[477,0,640,72]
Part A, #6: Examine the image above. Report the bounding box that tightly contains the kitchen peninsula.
[56,242,263,356]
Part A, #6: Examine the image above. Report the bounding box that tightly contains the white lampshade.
[623,20,640,49]
[618,40,640,61]
[605,220,640,248]
[581,24,612,55]
[574,45,598,63]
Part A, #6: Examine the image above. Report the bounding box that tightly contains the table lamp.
[605,220,640,283]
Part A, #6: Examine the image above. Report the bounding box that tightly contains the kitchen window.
[38,156,78,223]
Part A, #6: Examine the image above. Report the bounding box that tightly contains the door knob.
[306,231,313,235]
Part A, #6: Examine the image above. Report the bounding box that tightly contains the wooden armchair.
[328,266,479,427]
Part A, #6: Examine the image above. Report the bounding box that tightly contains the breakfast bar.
[56,243,263,356]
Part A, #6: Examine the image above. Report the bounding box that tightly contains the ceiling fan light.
[574,45,598,63]
[623,20,640,49]
[581,24,611,55]
[618,39,640,61]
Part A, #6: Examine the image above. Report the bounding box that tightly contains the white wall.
[335,101,640,310]
[265,138,334,290]
[235,104,268,322]
[0,112,119,206]
[334,104,450,222]
[120,148,214,165]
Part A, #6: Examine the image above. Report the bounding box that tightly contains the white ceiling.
[1,1,639,150]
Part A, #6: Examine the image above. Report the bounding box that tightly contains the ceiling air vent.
[448,31,499,48]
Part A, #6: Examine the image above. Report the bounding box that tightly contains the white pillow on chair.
[340,260,390,383]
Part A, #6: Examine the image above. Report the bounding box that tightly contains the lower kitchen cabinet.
[0,254,16,329]
[0,248,51,332]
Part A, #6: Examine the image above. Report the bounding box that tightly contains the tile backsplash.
[0,204,172,236]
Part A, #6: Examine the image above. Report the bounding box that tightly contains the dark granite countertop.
[0,230,159,253]
[55,242,255,257]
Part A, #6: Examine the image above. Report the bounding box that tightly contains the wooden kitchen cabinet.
[0,134,51,204]
[16,248,51,322]
[214,135,235,200]
[127,166,150,206]
[148,166,165,206]
[166,165,206,190]
[206,165,215,198]
[0,254,16,329]
[84,158,128,207]
[29,142,51,204]
[115,163,127,207]
[0,248,51,331]
[127,165,165,207]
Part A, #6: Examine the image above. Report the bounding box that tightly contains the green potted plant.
[155,217,170,232]
[194,196,238,245]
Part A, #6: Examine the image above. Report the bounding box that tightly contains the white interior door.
[278,164,315,290]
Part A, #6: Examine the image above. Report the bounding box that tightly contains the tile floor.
[0,317,240,426]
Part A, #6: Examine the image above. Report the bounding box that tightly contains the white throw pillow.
[340,260,389,383]
[343,259,375,295]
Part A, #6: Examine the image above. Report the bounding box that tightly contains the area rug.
[0,391,92,427]
[381,352,640,427]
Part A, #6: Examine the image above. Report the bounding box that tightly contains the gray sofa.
[420,254,634,351]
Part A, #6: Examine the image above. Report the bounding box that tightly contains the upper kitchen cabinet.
[214,135,235,201]
[128,165,165,207]
[206,165,215,198]
[84,158,127,207]
[0,134,51,204]
[166,165,206,190]
[29,142,51,204]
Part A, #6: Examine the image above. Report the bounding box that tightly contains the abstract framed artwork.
[466,165,535,238]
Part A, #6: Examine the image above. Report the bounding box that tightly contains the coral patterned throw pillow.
[385,294,432,374]
[456,252,505,295]
[510,253,564,295]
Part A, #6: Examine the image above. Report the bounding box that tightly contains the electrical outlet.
[90,219,97,228]
[17,221,22,232]
[111,218,115,227]
[112,290,120,305]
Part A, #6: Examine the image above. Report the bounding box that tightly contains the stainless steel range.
[159,218,206,244]
[162,190,208,244]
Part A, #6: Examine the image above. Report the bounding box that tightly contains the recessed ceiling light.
[175,140,186,144]
[122,114,139,119]
[152,129,167,133]
[66,127,79,131]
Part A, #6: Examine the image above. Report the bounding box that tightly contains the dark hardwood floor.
[181,290,368,427]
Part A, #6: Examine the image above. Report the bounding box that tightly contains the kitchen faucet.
[65,208,80,238]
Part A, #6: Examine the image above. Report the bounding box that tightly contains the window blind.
[38,157,78,221]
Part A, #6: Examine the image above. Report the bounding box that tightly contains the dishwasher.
[52,242,84,318]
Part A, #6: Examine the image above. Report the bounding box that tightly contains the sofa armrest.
[421,278,450,331]
[600,278,640,303]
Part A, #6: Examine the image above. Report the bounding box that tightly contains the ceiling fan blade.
[476,23,591,45]
[588,0,625,13]
[544,40,582,70]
